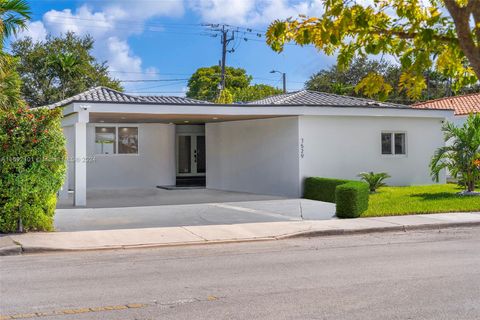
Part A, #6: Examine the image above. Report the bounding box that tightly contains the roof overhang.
[62,101,454,124]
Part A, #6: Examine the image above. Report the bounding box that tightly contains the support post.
[74,111,88,206]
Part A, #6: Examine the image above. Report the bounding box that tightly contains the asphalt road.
[1,227,480,319]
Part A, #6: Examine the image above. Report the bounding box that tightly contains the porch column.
[58,126,71,201]
[74,111,88,206]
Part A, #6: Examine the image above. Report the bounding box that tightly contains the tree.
[266,0,480,100]
[0,0,30,41]
[0,0,30,110]
[11,32,122,108]
[215,88,234,104]
[306,57,479,103]
[186,66,251,102]
[186,65,282,103]
[430,114,480,193]
[233,84,283,103]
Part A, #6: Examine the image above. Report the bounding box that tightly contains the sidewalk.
[2,212,480,255]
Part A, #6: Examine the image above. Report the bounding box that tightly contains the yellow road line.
[0,303,148,319]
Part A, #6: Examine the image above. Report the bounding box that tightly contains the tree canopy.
[266,0,480,100]
[306,57,479,103]
[11,32,122,108]
[186,65,282,103]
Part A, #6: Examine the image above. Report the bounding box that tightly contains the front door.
[176,134,206,186]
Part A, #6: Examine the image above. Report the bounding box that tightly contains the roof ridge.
[273,90,305,104]
[413,92,480,106]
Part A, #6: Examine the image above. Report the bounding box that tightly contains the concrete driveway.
[55,188,336,232]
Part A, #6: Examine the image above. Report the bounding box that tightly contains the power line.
[119,78,189,82]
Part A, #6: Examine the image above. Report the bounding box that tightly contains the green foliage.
[304,177,369,218]
[186,65,282,103]
[335,181,370,218]
[0,107,66,232]
[266,0,480,99]
[0,53,24,110]
[358,171,391,192]
[11,32,122,108]
[0,0,30,111]
[186,65,251,102]
[215,88,233,104]
[233,84,283,103]
[430,113,480,192]
[304,177,348,203]
[363,184,480,217]
[0,0,31,41]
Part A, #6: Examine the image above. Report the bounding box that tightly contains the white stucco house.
[48,87,452,206]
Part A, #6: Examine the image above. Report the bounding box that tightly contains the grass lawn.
[362,184,480,217]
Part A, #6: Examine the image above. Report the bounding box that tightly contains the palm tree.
[0,52,22,110]
[0,0,30,110]
[0,0,31,43]
[430,114,480,192]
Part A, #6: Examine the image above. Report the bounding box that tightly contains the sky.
[13,0,338,96]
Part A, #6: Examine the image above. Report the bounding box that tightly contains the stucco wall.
[85,123,175,189]
[206,117,301,197]
[298,115,446,190]
[63,125,75,190]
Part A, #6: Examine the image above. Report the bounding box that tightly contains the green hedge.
[304,177,369,218]
[335,181,370,218]
[0,107,66,233]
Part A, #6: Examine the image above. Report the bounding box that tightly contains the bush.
[335,181,370,218]
[304,177,369,218]
[304,177,348,203]
[0,107,66,233]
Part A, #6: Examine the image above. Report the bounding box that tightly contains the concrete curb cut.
[0,236,23,256]
[4,220,480,256]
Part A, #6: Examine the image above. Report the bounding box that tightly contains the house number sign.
[300,138,304,159]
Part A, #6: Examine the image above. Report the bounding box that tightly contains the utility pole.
[219,25,234,90]
[204,24,237,93]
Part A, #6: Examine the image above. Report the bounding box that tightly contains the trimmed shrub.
[335,181,370,218]
[304,177,348,203]
[0,107,66,233]
[304,177,369,218]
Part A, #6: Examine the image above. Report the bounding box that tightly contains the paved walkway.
[55,199,336,231]
[3,212,480,255]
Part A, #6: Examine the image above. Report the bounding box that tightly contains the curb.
[0,245,22,256]
[280,220,480,239]
[4,220,480,256]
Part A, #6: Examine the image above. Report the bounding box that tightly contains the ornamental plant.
[357,172,391,192]
[430,113,480,193]
[0,106,66,232]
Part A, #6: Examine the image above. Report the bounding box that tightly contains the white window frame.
[381,131,407,157]
[94,124,140,156]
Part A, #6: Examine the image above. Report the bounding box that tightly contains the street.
[1,227,480,320]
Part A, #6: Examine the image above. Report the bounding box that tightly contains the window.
[381,132,406,155]
[95,127,116,155]
[118,127,138,154]
[95,126,139,155]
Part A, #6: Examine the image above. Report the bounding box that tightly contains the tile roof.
[140,95,212,104]
[412,93,480,115]
[247,90,407,108]
[44,86,211,108]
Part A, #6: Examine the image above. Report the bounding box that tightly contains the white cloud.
[14,1,184,88]
[16,20,47,42]
[188,0,324,25]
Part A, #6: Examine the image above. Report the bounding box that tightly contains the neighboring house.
[47,87,452,206]
[412,92,480,126]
